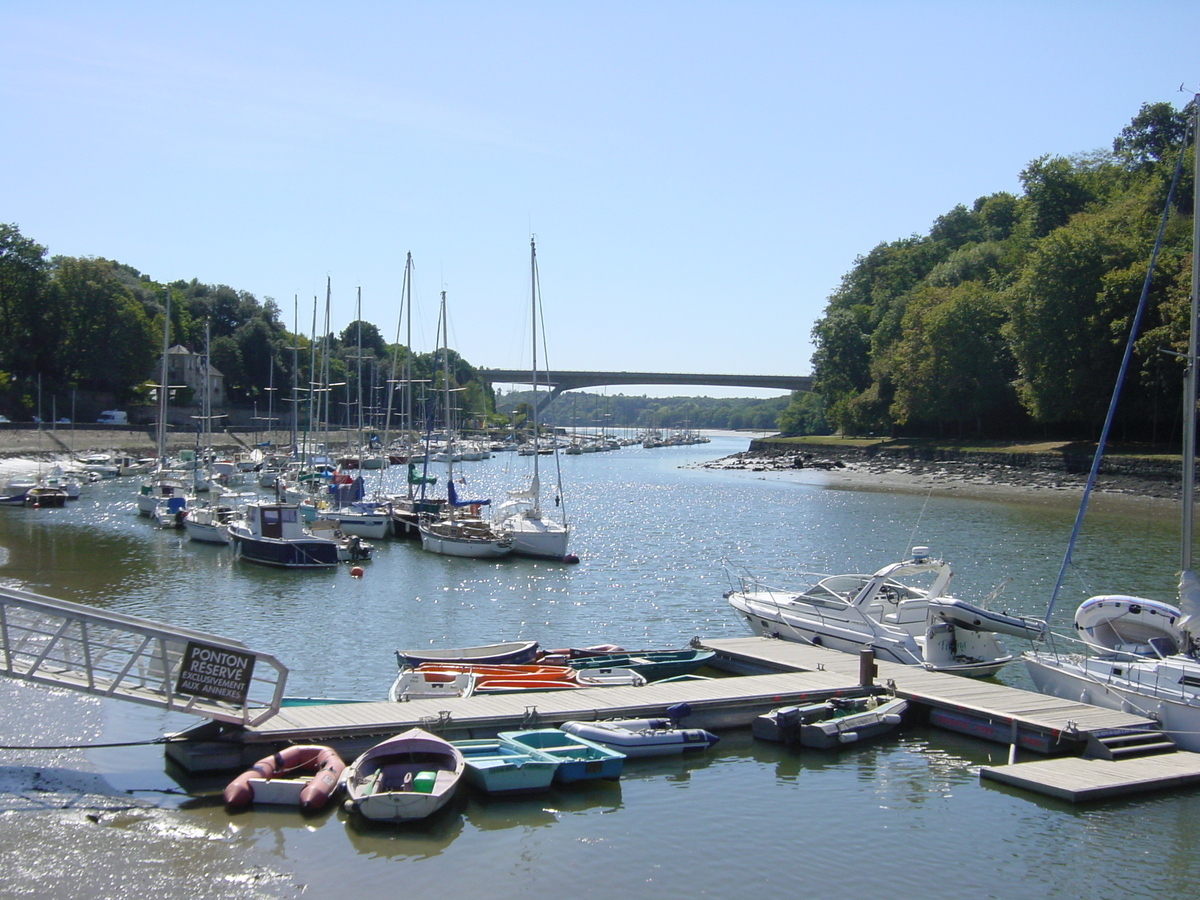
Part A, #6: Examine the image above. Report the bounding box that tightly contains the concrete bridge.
[479,369,812,398]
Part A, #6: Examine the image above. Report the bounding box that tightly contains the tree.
[887,282,1016,435]
[777,391,829,435]
[340,319,387,358]
[51,257,157,396]
[810,307,870,431]
[0,224,53,381]
[1020,155,1098,238]
[1003,213,1144,429]
[1113,101,1191,170]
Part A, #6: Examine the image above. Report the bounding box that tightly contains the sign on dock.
[0,585,287,726]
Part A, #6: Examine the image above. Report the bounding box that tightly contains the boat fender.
[838,732,860,744]
[563,554,580,564]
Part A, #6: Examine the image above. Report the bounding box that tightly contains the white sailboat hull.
[419,521,513,558]
[503,515,570,560]
[1025,650,1200,751]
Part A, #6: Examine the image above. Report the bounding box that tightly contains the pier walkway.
[704,636,1200,802]
[703,636,1160,753]
[166,666,864,773]
[164,634,1200,801]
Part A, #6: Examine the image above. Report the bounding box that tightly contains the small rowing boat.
[394,640,540,669]
[498,728,625,783]
[342,728,465,822]
[451,736,561,795]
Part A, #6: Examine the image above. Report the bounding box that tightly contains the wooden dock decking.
[702,636,1161,752]
[166,635,1200,802]
[703,636,1200,802]
[979,753,1200,802]
[166,667,864,773]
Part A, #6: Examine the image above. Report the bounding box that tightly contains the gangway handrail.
[0,585,287,726]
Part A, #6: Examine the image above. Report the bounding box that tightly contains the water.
[1,433,1197,899]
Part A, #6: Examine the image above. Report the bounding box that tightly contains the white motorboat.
[725,546,1045,677]
[0,475,36,506]
[1024,99,1200,750]
[183,503,237,544]
[41,465,83,499]
[150,495,189,528]
[327,502,391,540]
[136,470,193,517]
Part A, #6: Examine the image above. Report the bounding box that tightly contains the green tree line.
[497,390,793,432]
[0,242,498,427]
[778,99,1197,441]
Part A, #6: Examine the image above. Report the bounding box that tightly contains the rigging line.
[0,737,182,751]
[1044,139,1187,623]
[903,481,937,561]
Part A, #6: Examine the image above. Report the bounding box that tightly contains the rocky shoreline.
[700,442,1183,503]
[1,426,1183,504]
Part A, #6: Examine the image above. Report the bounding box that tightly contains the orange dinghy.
[223,744,346,812]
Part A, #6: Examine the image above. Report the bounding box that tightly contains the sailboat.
[1024,94,1200,750]
[382,253,444,538]
[137,288,194,518]
[418,290,514,559]
[491,237,574,561]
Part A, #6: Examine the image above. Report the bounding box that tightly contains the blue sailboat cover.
[448,480,490,507]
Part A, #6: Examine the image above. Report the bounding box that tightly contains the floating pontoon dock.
[165,666,866,773]
[167,635,1200,806]
[3,584,1194,803]
[705,637,1200,802]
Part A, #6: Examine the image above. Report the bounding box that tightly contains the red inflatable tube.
[223,744,346,811]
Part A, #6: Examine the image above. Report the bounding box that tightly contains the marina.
[3,430,1200,899]
[158,634,1200,802]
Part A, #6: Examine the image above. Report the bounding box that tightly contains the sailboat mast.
[156,287,171,462]
[291,294,299,451]
[530,237,540,478]
[439,290,453,517]
[355,285,364,448]
[1185,94,1200,572]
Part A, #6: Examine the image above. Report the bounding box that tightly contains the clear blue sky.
[3,2,1197,398]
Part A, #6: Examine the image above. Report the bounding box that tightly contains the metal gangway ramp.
[0,585,287,726]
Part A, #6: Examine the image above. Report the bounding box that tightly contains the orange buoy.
[350,566,364,578]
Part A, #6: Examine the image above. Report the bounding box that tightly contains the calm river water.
[1,432,1198,899]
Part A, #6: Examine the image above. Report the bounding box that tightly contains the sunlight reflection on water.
[2,433,1199,898]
